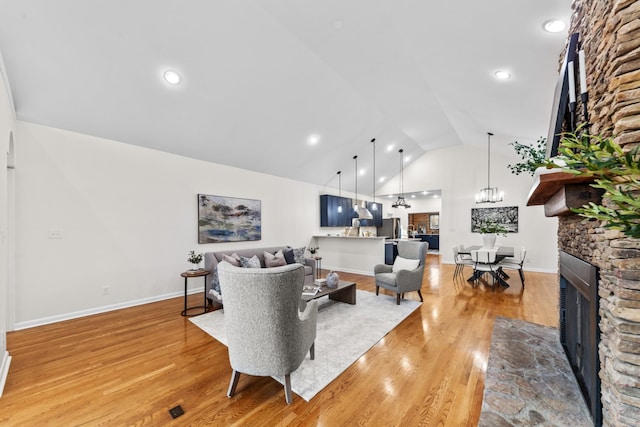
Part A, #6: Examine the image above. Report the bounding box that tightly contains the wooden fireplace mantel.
[527,168,602,217]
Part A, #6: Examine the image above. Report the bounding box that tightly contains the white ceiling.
[0,0,571,196]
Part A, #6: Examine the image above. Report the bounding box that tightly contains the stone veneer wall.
[561,1,640,425]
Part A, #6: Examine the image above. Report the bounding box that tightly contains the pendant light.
[392,149,411,208]
[475,132,504,203]
[370,138,377,211]
[353,155,373,219]
[337,171,343,213]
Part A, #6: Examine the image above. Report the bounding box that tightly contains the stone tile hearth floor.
[479,317,593,426]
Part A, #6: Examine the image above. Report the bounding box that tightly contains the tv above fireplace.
[546,32,579,158]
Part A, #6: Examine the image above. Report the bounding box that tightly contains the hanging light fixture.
[475,132,504,203]
[337,171,343,213]
[370,138,377,211]
[353,155,373,219]
[392,149,411,209]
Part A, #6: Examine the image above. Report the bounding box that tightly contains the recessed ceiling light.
[359,169,366,176]
[379,177,386,183]
[494,70,511,80]
[543,19,566,33]
[411,194,416,198]
[422,191,428,195]
[163,70,181,85]
[386,144,395,152]
[404,155,411,162]
[307,134,320,145]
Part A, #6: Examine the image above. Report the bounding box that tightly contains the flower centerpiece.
[187,250,203,270]
[477,221,508,248]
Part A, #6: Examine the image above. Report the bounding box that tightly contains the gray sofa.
[204,246,316,304]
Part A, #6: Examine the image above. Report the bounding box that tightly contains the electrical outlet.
[102,286,110,296]
[48,228,64,239]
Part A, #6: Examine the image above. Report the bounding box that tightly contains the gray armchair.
[217,261,318,404]
[374,241,428,305]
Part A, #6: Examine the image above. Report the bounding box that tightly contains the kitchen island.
[310,235,386,276]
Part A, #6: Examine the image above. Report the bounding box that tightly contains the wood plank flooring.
[1,255,558,426]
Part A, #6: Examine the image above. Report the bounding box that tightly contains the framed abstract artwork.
[198,194,262,243]
[471,207,518,233]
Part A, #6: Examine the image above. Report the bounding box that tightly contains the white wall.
[14,122,325,328]
[378,144,558,272]
[0,51,16,396]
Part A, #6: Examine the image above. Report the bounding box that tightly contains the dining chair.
[452,246,474,279]
[498,246,527,288]
[470,249,498,287]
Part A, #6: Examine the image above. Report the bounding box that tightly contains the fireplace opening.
[559,250,602,426]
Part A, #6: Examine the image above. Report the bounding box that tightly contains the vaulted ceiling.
[0,0,571,196]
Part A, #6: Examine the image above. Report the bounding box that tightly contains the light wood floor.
[2,255,558,426]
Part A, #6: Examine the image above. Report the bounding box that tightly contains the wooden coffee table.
[302,280,356,305]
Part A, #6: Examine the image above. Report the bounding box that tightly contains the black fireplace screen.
[559,251,601,426]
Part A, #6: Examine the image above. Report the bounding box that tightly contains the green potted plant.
[477,221,508,248]
[187,250,204,271]
[553,131,640,237]
[507,137,547,176]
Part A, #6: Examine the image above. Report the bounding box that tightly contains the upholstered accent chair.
[217,262,318,404]
[373,241,428,305]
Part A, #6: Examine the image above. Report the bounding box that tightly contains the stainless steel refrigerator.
[377,218,401,239]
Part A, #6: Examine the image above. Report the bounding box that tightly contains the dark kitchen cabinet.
[416,234,439,250]
[320,195,353,227]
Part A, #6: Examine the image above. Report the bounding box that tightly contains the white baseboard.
[321,265,374,277]
[0,351,11,398]
[13,288,203,331]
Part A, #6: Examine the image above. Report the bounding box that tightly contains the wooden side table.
[180,269,211,316]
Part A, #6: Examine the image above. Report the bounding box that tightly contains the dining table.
[460,245,515,287]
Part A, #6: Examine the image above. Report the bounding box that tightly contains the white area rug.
[189,290,421,401]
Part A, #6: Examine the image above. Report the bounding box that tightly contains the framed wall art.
[429,214,440,230]
[198,194,262,243]
[471,206,518,233]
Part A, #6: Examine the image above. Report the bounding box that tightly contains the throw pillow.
[283,247,295,264]
[392,256,420,273]
[222,253,241,267]
[292,247,306,264]
[264,250,287,268]
[240,255,261,268]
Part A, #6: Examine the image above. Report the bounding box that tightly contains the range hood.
[354,201,373,219]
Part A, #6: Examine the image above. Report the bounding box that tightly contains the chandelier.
[475,132,504,203]
[392,148,411,209]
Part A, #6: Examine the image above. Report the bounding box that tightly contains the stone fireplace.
[547,1,640,426]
